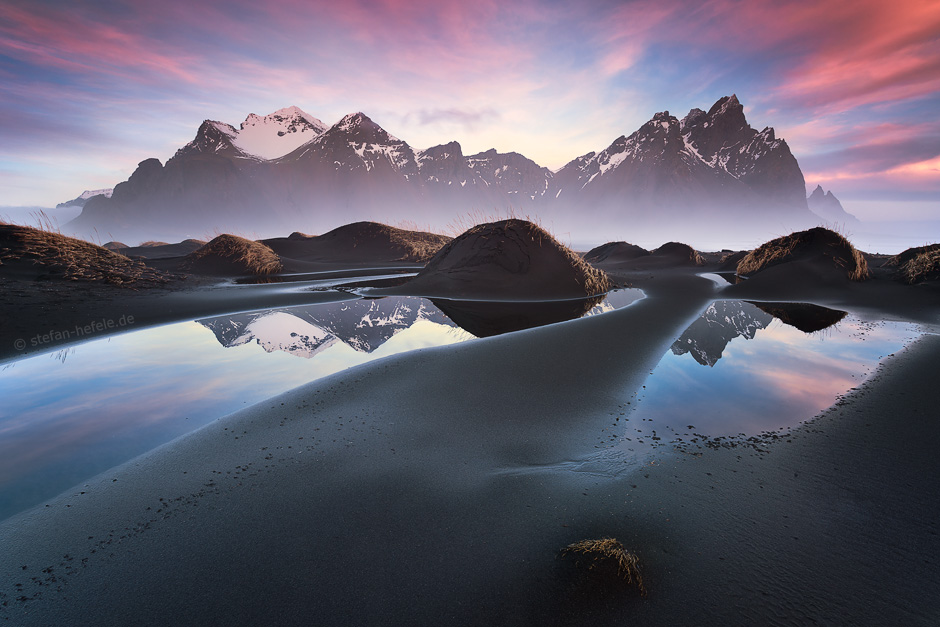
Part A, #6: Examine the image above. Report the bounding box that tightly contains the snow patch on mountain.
[233,312,337,359]
[56,188,114,208]
[233,106,328,160]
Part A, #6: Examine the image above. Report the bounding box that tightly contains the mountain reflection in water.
[671,300,849,367]
[622,303,919,441]
[749,301,848,333]
[198,289,645,355]
[198,296,454,356]
[429,296,604,338]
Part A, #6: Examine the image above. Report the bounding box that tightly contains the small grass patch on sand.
[885,244,940,284]
[560,537,647,597]
[736,227,869,281]
[0,224,172,286]
[322,222,451,263]
[183,234,283,276]
[651,241,705,266]
[421,219,611,297]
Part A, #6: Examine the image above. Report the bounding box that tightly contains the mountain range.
[198,296,456,358]
[65,97,844,244]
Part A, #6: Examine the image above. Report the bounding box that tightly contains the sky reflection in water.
[0,289,643,521]
[0,294,921,522]
[617,300,921,450]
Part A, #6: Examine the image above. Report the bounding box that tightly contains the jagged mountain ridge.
[807,184,860,226]
[68,96,828,243]
[56,188,113,209]
[551,95,809,224]
[197,297,456,358]
[671,301,774,367]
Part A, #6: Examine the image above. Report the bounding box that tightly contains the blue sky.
[1,0,937,220]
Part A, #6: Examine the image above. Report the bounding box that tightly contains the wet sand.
[1,270,938,625]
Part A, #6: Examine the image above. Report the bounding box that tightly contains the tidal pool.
[0,294,923,522]
[612,300,923,452]
[0,289,643,522]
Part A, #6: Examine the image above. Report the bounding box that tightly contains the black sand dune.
[885,243,940,284]
[0,224,171,286]
[383,219,611,300]
[181,234,283,276]
[583,241,651,264]
[117,238,207,260]
[749,301,848,333]
[586,240,704,271]
[736,226,869,283]
[262,221,451,266]
[430,295,603,337]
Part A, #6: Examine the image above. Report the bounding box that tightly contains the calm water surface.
[0,288,643,521]
[610,300,922,453]
[0,294,923,522]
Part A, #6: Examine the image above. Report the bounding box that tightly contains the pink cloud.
[594,0,940,114]
[0,4,202,86]
[708,0,940,113]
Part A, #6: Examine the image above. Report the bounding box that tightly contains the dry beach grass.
[561,537,648,597]
[736,226,869,281]
[0,223,172,286]
[182,234,283,276]
[886,244,940,284]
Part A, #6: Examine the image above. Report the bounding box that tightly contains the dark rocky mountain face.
[807,184,860,225]
[671,300,773,367]
[67,97,823,244]
[197,297,455,358]
[549,95,813,242]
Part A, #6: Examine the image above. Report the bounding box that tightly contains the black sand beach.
[1,223,939,625]
[1,265,939,625]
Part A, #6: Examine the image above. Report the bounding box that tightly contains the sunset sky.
[1,0,937,221]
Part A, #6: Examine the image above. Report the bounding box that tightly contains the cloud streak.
[0,0,935,216]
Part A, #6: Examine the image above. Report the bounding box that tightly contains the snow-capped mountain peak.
[174,120,241,158]
[234,106,328,160]
[77,188,113,200]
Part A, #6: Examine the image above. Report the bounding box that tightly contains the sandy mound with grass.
[750,301,848,333]
[391,219,611,300]
[737,227,869,282]
[0,224,171,286]
[717,250,749,271]
[587,240,704,271]
[182,234,282,276]
[885,244,940,284]
[650,242,705,266]
[263,222,451,264]
[583,242,651,264]
[102,241,129,251]
[119,239,207,260]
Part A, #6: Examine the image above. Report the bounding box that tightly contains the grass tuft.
[736,226,869,281]
[183,234,283,276]
[884,244,940,284]
[561,537,647,597]
[0,224,172,286]
[426,218,611,296]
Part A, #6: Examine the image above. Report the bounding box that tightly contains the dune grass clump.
[736,226,869,281]
[583,241,651,264]
[560,537,647,597]
[652,241,705,266]
[318,221,452,262]
[183,234,283,276]
[0,224,172,286]
[885,244,940,284]
[425,219,612,296]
